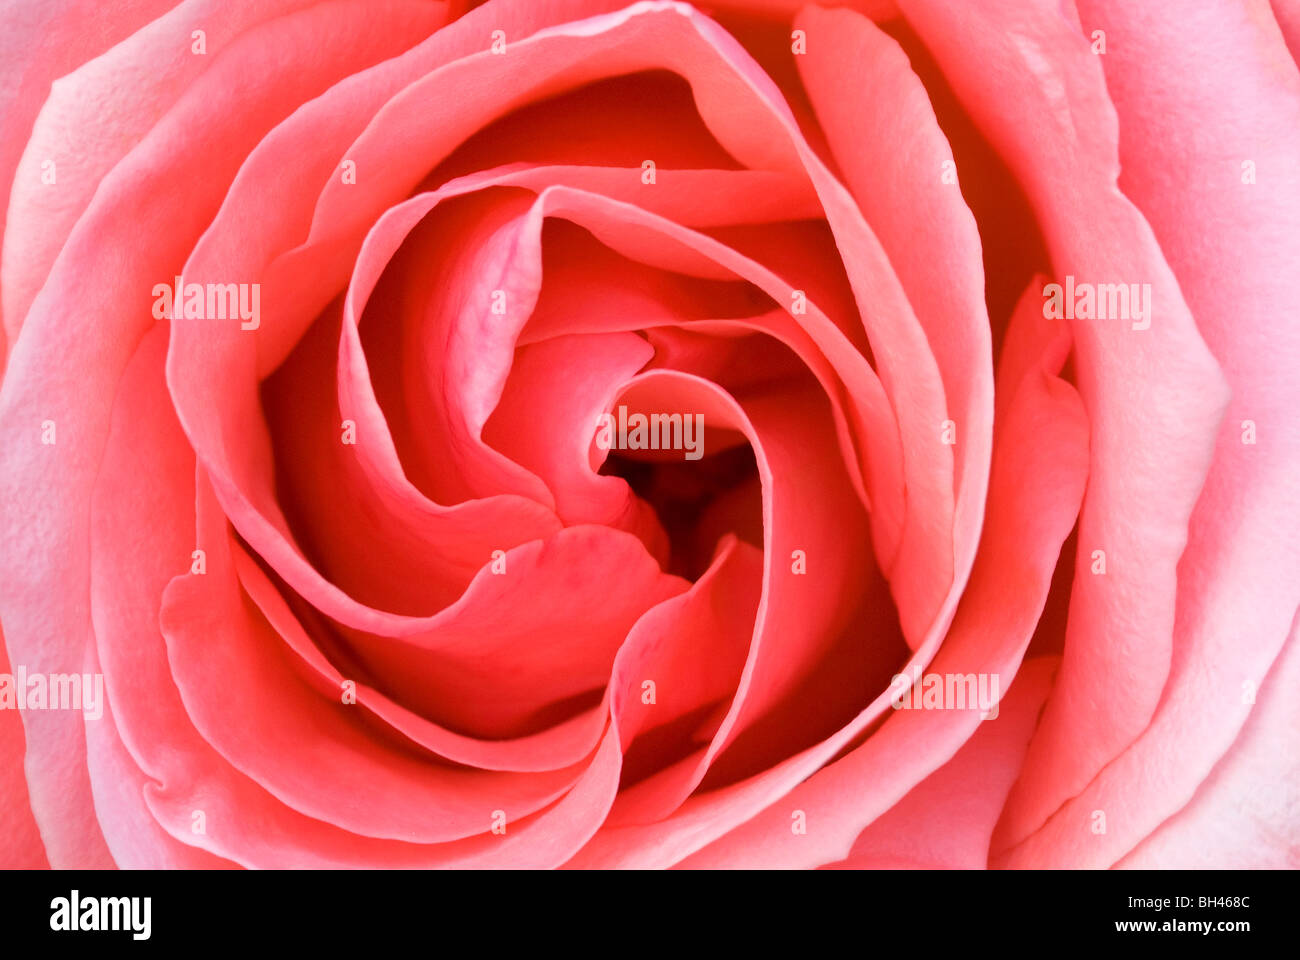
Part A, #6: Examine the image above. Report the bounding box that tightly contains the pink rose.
[1,0,1297,870]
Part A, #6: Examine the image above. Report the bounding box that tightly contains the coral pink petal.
[484,332,668,558]
[167,3,921,601]
[338,525,686,739]
[85,326,243,867]
[364,191,556,506]
[0,0,176,339]
[706,0,898,18]
[84,669,237,869]
[159,487,595,843]
[0,0,454,866]
[172,172,888,636]
[796,4,993,650]
[6,0,425,331]
[596,368,882,824]
[232,548,608,773]
[607,535,763,825]
[823,657,1060,870]
[266,298,560,617]
[80,328,613,866]
[673,320,1087,869]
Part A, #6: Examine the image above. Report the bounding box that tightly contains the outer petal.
[0,0,178,344]
[1272,0,1300,62]
[705,0,896,17]
[997,0,1300,866]
[893,0,1230,851]
[0,0,456,867]
[2,0,352,335]
[1116,623,1300,869]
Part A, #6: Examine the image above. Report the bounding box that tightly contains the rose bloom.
[0,0,1297,871]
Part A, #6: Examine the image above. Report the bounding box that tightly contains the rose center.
[599,440,761,581]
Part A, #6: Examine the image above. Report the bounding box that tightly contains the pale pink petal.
[1116,623,1300,869]
[893,0,1230,851]
[84,672,237,869]
[1271,0,1300,63]
[996,0,1300,865]
[85,325,239,867]
[5,0,404,331]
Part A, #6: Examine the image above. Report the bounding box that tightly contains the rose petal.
[796,4,994,654]
[0,0,452,866]
[0,0,177,342]
[85,324,239,868]
[670,312,1086,869]
[600,367,884,823]
[167,4,951,650]
[334,522,686,740]
[265,296,560,617]
[483,331,669,558]
[1116,621,1300,869]
[159,493,596,843]
[605,534,763,823]
[84,660,236,869]
[822,657,1059,870]
[235,547,609,772]
[0,622,49,868]
[996,0,1300,865]
[894,0,1231,851]
[5,0,405,331]
[1271,0,1300,63]
[82,325,610,866]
